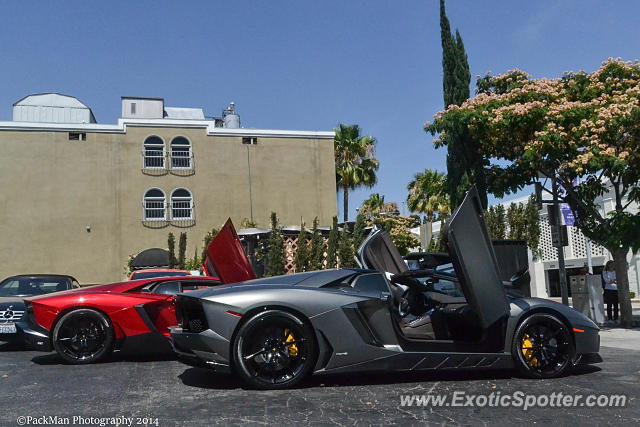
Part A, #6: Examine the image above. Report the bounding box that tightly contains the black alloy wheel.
[52,308,114,364]
[512,313,574,378]
[232,310,317,390]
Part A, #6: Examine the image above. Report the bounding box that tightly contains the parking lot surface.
[1,340,638,426]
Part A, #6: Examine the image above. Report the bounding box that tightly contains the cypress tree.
[309,217,324,270]
[523,196,541,258]
[326,216,339,269]
[339,227,356,268]
[352,213,367,250]
[294,221,310,272]
[266,212,286,276]
[178,232,187,270]
[168,232,176,268]
[507,202,527,240]
[200,228,219,265]
[485,205,506,240]
[440,0,487,209]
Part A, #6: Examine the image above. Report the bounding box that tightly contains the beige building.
[0,94,336,284]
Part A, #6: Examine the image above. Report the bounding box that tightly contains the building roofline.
[0,118,335,139]
[121,96,165,101]
[13,92,97,122]
[13,92,90,108]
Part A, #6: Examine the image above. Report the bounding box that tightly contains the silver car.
[170,187,601,389]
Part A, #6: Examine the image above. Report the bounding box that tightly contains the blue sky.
[1,1,639,220]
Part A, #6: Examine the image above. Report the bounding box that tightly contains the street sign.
[561,204,576,226]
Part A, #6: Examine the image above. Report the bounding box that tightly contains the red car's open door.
[204,218,256,284]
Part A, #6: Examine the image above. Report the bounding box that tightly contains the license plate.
[0,323,16,334]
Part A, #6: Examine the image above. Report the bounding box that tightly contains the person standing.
[602,260,619,323]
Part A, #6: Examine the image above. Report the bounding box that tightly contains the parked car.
[128,268,191,280]
[16,275,221,363]
[170,187,601,389]
[0,275,79,343]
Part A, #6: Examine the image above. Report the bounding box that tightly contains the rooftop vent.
[222,102,240,128]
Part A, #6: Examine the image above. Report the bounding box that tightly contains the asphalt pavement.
[1,331,639,426]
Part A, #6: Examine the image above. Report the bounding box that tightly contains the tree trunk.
[426,213,434,250]
[612,248,634,328]
[343,186,349,223]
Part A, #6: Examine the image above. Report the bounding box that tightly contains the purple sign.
[561,204,575,226]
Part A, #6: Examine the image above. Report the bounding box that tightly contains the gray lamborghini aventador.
[170,187,601,389]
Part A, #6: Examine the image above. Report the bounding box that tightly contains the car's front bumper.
[574,325,600,355]
[576,352,603,365]
[0,320,20,342]
[169,326,231,373]
[15,320,52,352]
[572,324,601,365]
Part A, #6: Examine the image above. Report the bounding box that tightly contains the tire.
[232,310,318,390]
[52,308,114,364]
[511,313,574,379]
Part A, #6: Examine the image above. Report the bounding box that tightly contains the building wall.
[0,126,337,284]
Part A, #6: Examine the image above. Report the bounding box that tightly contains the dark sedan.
[0,275,79,342]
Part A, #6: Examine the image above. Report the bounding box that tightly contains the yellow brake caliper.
[521,333,538,367]
[284,329,298,357]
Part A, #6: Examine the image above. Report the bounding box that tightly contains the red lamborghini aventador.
[16,275,222,364]
[16,219,249,364]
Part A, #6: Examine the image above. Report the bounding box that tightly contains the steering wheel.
[398,288,411,317]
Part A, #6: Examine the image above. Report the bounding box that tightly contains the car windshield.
[0,277,69,297]
[131,271,190,280]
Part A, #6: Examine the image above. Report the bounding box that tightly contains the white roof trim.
[0,118,335,139]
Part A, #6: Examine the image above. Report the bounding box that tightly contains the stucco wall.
[0,126,337,284]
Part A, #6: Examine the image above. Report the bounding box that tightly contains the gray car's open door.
[446,187,510,329]
[357,228,409,276]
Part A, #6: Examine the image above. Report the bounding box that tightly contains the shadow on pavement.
[179,363,603,390]
[0,341,27,351]
[179,368,240,389]
[30,350,177,366]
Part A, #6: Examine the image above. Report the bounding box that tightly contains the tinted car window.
[182,281,220,292]
[152,281,181,295]
[352,273,389,293]
[0,277,68,297]
[131,271,190,280]
[0,280,19,297]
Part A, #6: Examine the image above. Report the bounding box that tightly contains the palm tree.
[360,193,385,217]
[407,169,449,247]
[334,124,379,222]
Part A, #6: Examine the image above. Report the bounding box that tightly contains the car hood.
[24,281,145,302]
[0,297,27,308]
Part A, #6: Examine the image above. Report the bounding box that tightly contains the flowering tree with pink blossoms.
[426,58,640,327]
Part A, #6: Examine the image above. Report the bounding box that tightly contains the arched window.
[171,188,193,220]
[143,188,166,221]
[170,137,192,169]
[143,136,165,169]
